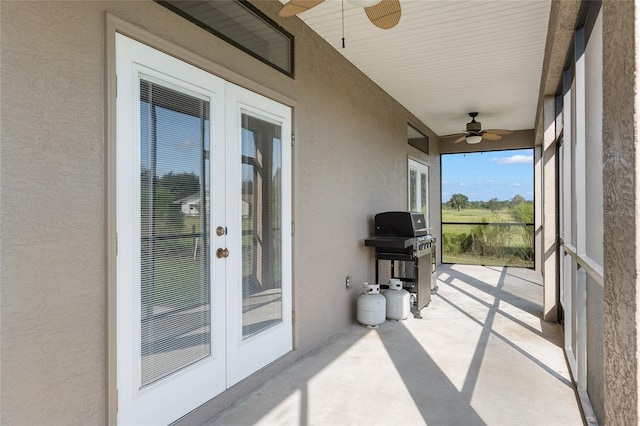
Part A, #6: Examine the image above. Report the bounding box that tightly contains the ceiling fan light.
[466,135,483,144]
[348,0,382,7]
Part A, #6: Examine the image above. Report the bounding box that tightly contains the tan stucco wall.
[534,0,581,146]
[0,1,439,423]
[1,2,107,423]
[602,1,639,424]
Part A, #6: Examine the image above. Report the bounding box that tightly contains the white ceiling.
[279,0,551,137]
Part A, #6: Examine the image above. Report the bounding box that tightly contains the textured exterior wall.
[1,3,107,424]
[252,0,438,353]
[0,1,438,424]
[602,0,639,424]
[428,144,442,264]
[534,0,580,146]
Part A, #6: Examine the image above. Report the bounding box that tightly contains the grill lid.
[374,211,427,237]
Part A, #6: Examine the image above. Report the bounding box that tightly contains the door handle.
[216,226,227,236]
[216,248,229,259]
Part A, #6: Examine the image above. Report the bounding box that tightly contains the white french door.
[116,34,292,425]
[224,85,293,385]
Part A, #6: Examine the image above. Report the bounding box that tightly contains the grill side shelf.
[364,236,414,249]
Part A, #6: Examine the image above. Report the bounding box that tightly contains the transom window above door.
[155,0,294,76]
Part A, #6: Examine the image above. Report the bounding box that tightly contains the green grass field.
[442,208,513,223]
[141,213,283,311]
[441,207,534,268]
[443,252,533,268]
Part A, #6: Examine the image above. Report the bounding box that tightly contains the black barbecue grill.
[365,211,436,316]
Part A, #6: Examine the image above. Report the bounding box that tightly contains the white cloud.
[459,182,464,186]
[493,155,533,164]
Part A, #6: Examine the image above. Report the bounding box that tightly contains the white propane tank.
[357,283,386,328]
[384,278,411,320]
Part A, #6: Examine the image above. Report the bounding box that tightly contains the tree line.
[141,170,201,237]
[444,193,530,212]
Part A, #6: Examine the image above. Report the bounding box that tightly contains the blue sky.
[441,149,534,202]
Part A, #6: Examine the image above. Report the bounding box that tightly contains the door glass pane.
[409,169,417,211]
[241,113,282,338]
[139,79,211,387]
[420,171,427,215]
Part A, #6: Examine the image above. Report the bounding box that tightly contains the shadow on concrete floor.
[206,264,582,426]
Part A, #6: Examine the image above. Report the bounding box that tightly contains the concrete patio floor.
[207,264,584,426]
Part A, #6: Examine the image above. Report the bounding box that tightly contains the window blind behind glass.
[421,171,427,215]
[139,79,211,388]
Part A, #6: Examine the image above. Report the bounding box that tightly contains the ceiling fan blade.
[279,0,325,17]
[364,0,401,29]
[483,133,502,141]
[440,132,465,138]
[452,135,467,144]
[485,129,513,136]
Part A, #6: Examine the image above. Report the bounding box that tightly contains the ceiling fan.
[279,0,401,30]
[442,112,513,144]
